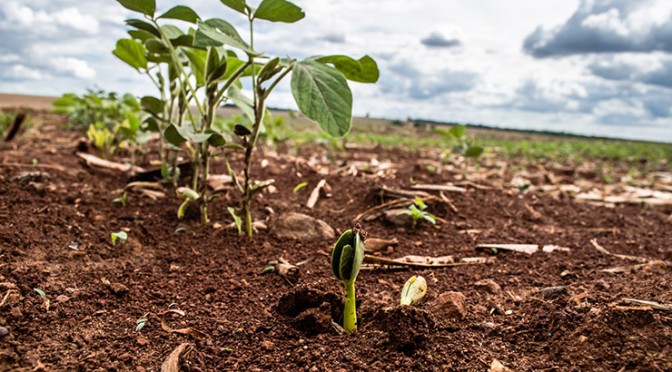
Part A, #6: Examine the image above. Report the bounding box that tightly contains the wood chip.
[590,239,650,263]
[477,244,539,255]
[306,179,327,209]
[621,298,672,311]
[411,183,467,193]
[161,343,193,372]
[160,310,206,339]
[76,152,145,174]
[363,254,475,268]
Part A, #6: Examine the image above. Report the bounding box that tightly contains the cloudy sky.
[1,0,672,142]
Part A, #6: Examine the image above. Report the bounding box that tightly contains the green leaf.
[423,213,437,225]
[314,55,379,83]
[292,181,308,193]
[207,131,226,146]
[194,19,255,55]
[158,5,200,23]
[183,48,207,86]
[227,85,256,122]
[128,29,157,42]
[331,229,354,280]
[113,39,148,71]
[164,125,186,146]
[145,39,168,54]
[227,207,243,235]
[160,25,184,40]
[220,0,247,14]
[125,19,160,37]
[434,128,454,139]
[253,0,304,23]
[291,60,352,137]
[111,231,128,246]
[465,146,484,158]
[117,0,155,17]
[140,96,164,116]
[339,244,355,281]
[449,125,466,139]
[33,288,46,298]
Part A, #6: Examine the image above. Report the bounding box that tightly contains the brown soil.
[1,111,671,371]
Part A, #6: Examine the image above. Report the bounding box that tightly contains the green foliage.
[113,0,378,230]
[114,192,128,207]
[435,124,484,159]
[54,89,136,128]
[331,228,365,333]
[401,197,436,228]
[111,231,128,246]
[0,112,13,138]
[33,288,47,298]
[292,181,308,193]
[227,207,243,235]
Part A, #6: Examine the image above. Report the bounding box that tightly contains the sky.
[1,0,672,142]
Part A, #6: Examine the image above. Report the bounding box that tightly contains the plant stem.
[343,279,357,333]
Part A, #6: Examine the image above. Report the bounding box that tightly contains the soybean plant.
[331,227,365,333]
[114,0,378,230]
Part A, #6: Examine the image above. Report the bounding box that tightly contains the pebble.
[137,336,149,346]
[0,326,8,338]
[261,340,275,350]
[431,291,468,320]
[474,279,502,295]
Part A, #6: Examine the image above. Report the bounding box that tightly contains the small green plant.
[400,275,427,306]
[114,0,379,229]
[135,315,149,331]
[113,191,128,207]
[87,123,117,158]
[435,124,484,159]
[401,196,436,228]
[33,288,47,298]
[227,206,243,236]
[111,231,128,246]
[331,227,365,333]
[0,112,13,137]
[292,181,308,193]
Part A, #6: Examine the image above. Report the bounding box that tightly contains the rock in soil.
[474,279,502,295]
[372,306,435,352]
[0,326,8,338]
[272,212,335,240]
[535,286,568,299]
[383,208,411,226]
[431,291,468,321]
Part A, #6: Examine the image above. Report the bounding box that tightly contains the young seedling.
[227,206,243,236]
[401,196,436,228]
[435,124,484,159]
[176,187,199,219]
[113,191,128,207]
[331,227,366,333]
[111,231,128,246]
[400,275,427,306]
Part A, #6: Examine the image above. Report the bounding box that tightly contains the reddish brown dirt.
[1,112,672,371]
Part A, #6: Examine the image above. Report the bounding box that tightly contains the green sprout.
[401,196,436,228]
[331,227,365,333]
[176,187,200,219]
[113,191,128,207]
[293,181,308,193]
[400,275,427,306]
[111,231,128,246]
[227,207,243,236]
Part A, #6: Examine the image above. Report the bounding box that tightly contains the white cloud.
[0,0,670,142]
[8,65,42,80]
[51,57,96,79]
